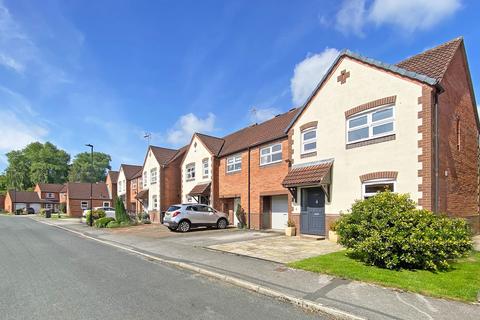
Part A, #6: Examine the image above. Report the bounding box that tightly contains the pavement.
[0,215,327,320]
[29,216,480,320]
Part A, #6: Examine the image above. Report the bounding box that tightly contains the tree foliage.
[114,197,130,223]
[68,152,111,183]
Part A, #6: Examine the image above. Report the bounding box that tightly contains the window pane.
[235,156,241,162]
[261,155,269,164]
[373,122,393,135]
[235,163,241,170]
[372,108,393,122]
[348,127,369,142]
[272,152,282,162]
[303,130,316,140]
[261,148,270,155]
[349,115,367,128]
[227,158,233,164]
[227,164,234,171]
[272,144,281,152]
[304,142,316,151]
[365,183,394,194]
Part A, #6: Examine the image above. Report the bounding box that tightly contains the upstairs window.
[347,106,394,144]
[260,143,282,165]
[143,171,148,188]
[150,168,157,184]
[362,179,396,199]
[186,163,195,181]
[202,158,209,178]
[132,180,137,189]
[226,155,241,173]
[46,192,54,199]
[301,128,317,154]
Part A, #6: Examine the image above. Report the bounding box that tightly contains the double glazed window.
[152,195,158,209]
[46,193,54,199]
[260,143,282,165]
[362,179,395,199]
[81,201,88,210]
[186,164,195,180]
[150,168,157,184]
[301,128,317,154]
[143,172,148,188]
[347,106,394,144]
[202,158,209,178]
[226,155,241,173]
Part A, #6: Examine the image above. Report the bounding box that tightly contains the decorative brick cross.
[337,69,350,84]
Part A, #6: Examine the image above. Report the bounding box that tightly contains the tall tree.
[5,150,31,190]
[68,152,111,183]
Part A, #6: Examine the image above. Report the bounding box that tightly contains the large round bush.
[336,192,472,270]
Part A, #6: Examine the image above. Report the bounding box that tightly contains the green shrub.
[336,192,472,271]
[114,198,130,223]
[39,208,47,216]
[58,203,66,214]
[94,217,115,228]
[86,209,106,223]
[106,221,120,228]
[119,221,131,227]
[235,204,247,228]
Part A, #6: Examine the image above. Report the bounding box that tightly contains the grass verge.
[288,250,480,302]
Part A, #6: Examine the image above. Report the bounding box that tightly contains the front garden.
[85,197,150,229]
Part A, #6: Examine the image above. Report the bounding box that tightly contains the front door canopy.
[282,161,332,201]
[188,182,211,198]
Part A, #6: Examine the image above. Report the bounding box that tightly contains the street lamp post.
[85,144,94,227]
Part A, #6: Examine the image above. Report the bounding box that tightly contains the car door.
[203,206,218,225]
[186,205,203,225]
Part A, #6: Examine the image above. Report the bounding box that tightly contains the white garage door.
[30,204,41,213]
[271,195,288,230]
[15,203,27,211]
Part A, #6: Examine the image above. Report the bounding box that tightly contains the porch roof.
[282,161,332,188]
[188,182,211,197]
[135,189,149,200]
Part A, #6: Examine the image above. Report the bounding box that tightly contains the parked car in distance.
[23,207,35,215]
[82,206,116,218]
[163,204,229,232]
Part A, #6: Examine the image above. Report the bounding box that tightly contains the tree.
[0,174,7,195]
[5,150,31,190]
[68,152,111,183]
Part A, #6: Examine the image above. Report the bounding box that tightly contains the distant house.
[60,182,111,217]
[130,168,144,214]
[105,170,119,203]
[116,164,142,213]
[4,190,43,213]
[34,183,64,212]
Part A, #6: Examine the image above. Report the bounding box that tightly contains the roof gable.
[120,164,143,180]
[194,133,224,156]
[106,171,119,183]
[35,183,64,193]
[66,182,110,200]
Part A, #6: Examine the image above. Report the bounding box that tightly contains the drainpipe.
[247,146,251,229]
[434,91,440,214]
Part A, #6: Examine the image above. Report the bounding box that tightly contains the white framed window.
[301,128,317,154]
[202,158,209,178]
[186,195,193,203]
[260,143,282,165]
[143,171,148,187]
[152,195,158,209]
[46,192,54,199]
[132,180,137,189]
[45,203,53,209]
[103,201,110,207]
[186,163,195,180]
[226,155,242,173]
[150,168,157,184]
[81,201,89,210]
[347,105,395,144]
[362,179,396,199]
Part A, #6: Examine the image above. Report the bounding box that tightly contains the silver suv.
[163,204,229,232]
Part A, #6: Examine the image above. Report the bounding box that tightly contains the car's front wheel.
[178,220,191,232]
[217,218,228,229]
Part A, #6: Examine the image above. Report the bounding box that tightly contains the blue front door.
[300,187,325,235]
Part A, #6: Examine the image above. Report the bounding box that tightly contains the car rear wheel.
[217,218,228,229]
[178,220,190,232]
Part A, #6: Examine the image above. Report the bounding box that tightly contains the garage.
[29,203,41,213]
[14,203,27,211]
[271,195,288,230]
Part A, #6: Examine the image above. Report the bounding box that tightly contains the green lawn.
[288,250,480,302]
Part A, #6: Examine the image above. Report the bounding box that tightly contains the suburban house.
[138,145,186,222]
[105,170,119,203]
[130,169,144,214]
[282,37,479,236]
[34,183,64,212]
[60,182,111,217]
[116,164,142,213]
[181,133,224,207]
[4,190,43,213]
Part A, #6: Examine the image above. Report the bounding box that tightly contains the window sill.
[226,170,241,175]
[300,151,317,159]
[259,161,283,168]
[186,178,195,182]
[346,134,395,149]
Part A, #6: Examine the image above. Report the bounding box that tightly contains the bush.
[235,204,247,228]
[114,198,130,223]
[39,208,47,216]
[94,217,115,228]
[59,203,66,214]
[86,209,106,223]
[336,192,472,271]
[141,212,151,224]
[106,221,120,228]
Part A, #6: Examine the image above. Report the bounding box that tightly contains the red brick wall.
[161,156,183,212]
[0,195,5,211]
[105,175,117,203]
[4,193,12,212]
[219,150,249,214]
[436,47,479,231]
[67,199,111,217]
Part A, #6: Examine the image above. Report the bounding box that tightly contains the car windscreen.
[166,206,181,212]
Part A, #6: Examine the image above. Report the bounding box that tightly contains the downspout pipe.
[434,92,439,214]
[247,146,251,229]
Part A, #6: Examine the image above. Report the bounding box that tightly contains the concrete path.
[33,216,480,320]
[0,216,325,320]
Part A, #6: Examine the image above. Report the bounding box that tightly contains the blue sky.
[0,0,478,171]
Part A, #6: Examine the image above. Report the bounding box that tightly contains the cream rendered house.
[181,133,224,205]
[283,38,479,236]
[116,164,142,212]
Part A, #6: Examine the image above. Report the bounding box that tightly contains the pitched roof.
[195,133,225,156]
[150,146,179,165]
[282,161,333,188]
[120,164,143,180]
[7,190,42,203]
[166,145,188,164]
[66,182,110,200]
[106,170,119,183]
[219,108,298,157]
[396,37,463,82]
[188,182,211,196]
[132,168,142,179]
[36,183,64,193]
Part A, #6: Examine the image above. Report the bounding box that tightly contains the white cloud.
[290,48,340,106]
[335,0,366,37]
[166,113,216,146]
[0,110,48,151]
[335,0,461,36]
[0,53,24,73]
[249,107,281,123]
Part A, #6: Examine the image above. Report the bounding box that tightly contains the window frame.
[346,105,395,144]
[202,158,209,178]
[46,192,54,199]
[45,203,53,209]
[186,163,195,181]
[152,195,158,209]
[103,201,110,207]
[132,180,137,189]
[80,201,89,210]
[150,167,157,184]
[361,179,396,199]
[260,143,283,166]
[143,171,148,188]
[301,127,317,154]
[226,154,242,173]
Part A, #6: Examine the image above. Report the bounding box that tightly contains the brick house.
[116,164,142,213]
[282,37,479,236]
[105,170,119,203]
[34,183,64,212]
[139,145,186,222]
[60,182,111,217]
[130,168,144,214]
[4,190,43,213]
